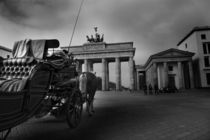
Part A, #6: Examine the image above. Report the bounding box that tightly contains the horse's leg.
[88,91,95,114]
[90,99,94,113]
[85,93,88,113]
[87,101,93,116]
[86,94,93,116]
[90,90,96,113]
[86,100,89,113]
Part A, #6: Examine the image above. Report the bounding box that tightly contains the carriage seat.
[0,58,35,92]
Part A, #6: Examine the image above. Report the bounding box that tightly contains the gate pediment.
[153,48,194,58]
[144,48,195,69]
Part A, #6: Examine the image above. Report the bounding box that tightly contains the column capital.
[115,57,121,63]
[153,62,157,68]
[188,60,193,64]
[163,61,168,65]
[163,62,168,69]
[129,56,134,61]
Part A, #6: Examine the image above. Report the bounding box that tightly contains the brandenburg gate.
[61,40,136,91]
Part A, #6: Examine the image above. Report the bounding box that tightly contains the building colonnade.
[76,57,135,91]
[137,60,195,90]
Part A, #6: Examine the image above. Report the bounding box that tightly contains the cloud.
[81,0,210,63]
[0,0,77,29]
[0,0,210,87]
[1,0,210,64]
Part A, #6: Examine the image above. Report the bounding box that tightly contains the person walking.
[149,84,153,95]
[154,84,159,95]
[143,84,147,95]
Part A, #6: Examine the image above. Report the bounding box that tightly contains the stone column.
[115,57,121,91]
[89,61,94,72]
[105,61,109,90]
[134,69,137,90]
[177,61,183,89]
[153,62,158,87]
[163,62,168,88]
[102,58,106,91]
[188,61,195,88]
[84,59,88,72]
[136,71,140,90]
[129,56,135,91]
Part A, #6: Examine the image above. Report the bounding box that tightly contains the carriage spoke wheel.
[66,92,83,129]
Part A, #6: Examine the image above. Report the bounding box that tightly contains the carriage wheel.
[66,90,83,128]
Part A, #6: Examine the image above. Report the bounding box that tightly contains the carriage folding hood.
[12,39,59,60]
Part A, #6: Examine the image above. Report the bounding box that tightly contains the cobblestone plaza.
[7,89,210,140]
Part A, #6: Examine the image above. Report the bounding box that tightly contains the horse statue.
[79,72,97,116]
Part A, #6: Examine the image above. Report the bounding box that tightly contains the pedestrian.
[159,87,163,94]
[143,84,147,95]
[154,84,159,95]
[149,84,153,95]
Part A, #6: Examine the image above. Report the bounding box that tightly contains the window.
[201,34,206,40]
[208,44,210,53]
[185,43,188,48]
[203,43,207,54]
[168,66,173,71]
[206,73,210,85]
[202,42,210,54]
[204,56,210,67]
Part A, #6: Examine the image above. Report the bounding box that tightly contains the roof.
[177,26,210,46]
[0,45,12,52]
[144,48,195,68]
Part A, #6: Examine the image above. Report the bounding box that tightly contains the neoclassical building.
[136,48,195,90]
[61,27,210,91]
[177,26,210,88]
[62,41,195,91]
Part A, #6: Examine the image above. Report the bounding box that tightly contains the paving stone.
[3,89,210,140]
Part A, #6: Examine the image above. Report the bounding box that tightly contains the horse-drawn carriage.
[0,39,97,139]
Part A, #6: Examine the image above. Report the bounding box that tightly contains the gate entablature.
[62,42,135,62]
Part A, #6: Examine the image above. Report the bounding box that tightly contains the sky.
[0,0,210,87]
